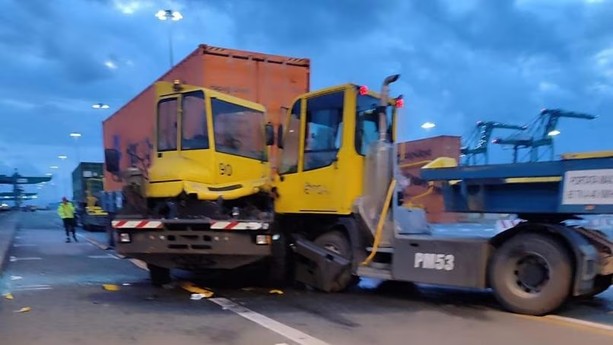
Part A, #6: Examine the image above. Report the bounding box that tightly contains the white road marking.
[10,276,23,281]
[460,228,472,232]
[544,315,613,332]
[9,256,42,262]
[13,244,37,247]
[87,254,119,259]
[129,259,149,271]
[210,297,331,345]
[12,284,52,291]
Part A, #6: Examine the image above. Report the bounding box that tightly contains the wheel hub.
[514,254,550,293]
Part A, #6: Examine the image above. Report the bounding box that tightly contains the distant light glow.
[69,132,82,138]
[92,103,110,109]
[421,122,436,129]
[548,130,561,136]
[45,173,53,176]
[50,165,59,169]
[58,155,68,160]
[156,9,183,21]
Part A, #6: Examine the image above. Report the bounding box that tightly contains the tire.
[489,233,573,316]
[313,230,357,292]
[147,263,171,287]
[266,233,292,287]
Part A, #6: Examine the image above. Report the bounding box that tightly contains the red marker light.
[395,98,404,108]
[358,85,368,95]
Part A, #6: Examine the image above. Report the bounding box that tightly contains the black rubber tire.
[266,233,292,287]
[489,233,573,316]
[313,230,357,292]
[147,264,171,287]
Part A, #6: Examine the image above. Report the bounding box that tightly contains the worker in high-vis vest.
[57,197,77,243]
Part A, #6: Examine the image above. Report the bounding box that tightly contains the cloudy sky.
[0,0,612,203]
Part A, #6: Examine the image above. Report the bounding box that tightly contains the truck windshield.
[211,98,267,161]
[355,94,393,155]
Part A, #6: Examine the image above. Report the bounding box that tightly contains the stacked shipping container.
[102,44,310,192]
[398,135,462,223]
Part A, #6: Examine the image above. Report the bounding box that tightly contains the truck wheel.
[314,230,356,292]
[147,264,171,287]
[489,233,572,316]
[266,233,291,287]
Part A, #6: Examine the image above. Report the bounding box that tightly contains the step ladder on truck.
[286,75,612,316]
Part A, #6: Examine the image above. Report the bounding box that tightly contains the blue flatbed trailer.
[420,152,613,217]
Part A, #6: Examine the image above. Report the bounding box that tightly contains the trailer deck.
[420,151,613,216]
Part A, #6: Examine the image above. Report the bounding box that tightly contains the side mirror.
[276,124,284,149]
[104,148,121,174]
[265,122,275,146]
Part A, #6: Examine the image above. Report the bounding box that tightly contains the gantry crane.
[0,169,51,208]
[493,109,596,163]
[460,121,527,165]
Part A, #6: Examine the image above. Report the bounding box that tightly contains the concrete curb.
[0,212,21,275]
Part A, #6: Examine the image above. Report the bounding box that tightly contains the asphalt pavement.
[0,211,611,345]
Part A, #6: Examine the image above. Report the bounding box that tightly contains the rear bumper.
[112,219,273,270]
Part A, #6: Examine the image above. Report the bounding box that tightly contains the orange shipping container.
[398,135,462,223]
[102,44,310,192]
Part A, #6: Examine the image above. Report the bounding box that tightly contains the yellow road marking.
[515,314,613,337]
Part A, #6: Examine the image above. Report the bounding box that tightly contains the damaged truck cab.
[105,80,278,285]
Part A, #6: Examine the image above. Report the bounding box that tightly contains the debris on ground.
[3,293,14,300]
[14,307,31,313]
[102,284,120,291]
[180,281,214,298]
[269,289,284,295]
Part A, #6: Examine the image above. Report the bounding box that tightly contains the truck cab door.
[275,90,346,214]
[151,95,181,182]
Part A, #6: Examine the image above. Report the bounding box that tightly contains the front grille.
[165,232,214,251]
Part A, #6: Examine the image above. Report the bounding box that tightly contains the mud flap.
[293,238,351,292]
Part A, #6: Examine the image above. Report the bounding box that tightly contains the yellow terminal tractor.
[105,80,279,285]
[273,74,612,316]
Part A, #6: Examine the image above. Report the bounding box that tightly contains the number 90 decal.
[219,163,233,176]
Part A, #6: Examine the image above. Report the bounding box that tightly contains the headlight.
[118,233,131,243]
[255,235,270,245]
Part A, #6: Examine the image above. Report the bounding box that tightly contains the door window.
[303,92,344,171]
[279,100,301,174]
[157,98,178,151]
[181,91,209,150]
